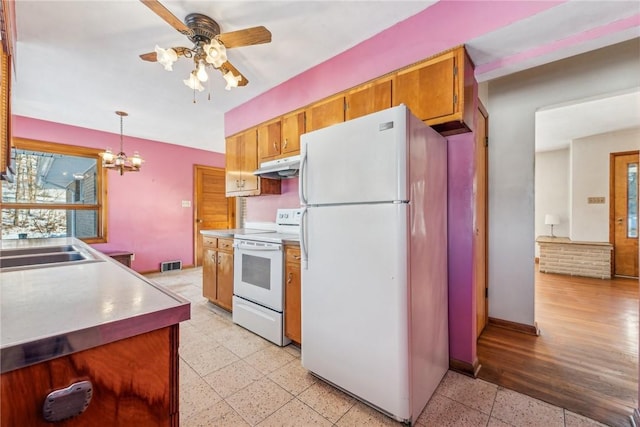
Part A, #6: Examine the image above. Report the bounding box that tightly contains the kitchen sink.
[0,245,104,271]
[0,245,78,257]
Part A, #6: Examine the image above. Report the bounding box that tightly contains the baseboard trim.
[489,317,540,336]
[631,408,640,427]
[449,357,481,378]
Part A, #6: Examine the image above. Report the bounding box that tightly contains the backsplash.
[245,177,300,222]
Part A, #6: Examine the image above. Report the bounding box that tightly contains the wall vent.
[160,260,182,272]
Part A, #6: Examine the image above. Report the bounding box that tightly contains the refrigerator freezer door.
[300,105,409,205]
[301,203,411,421]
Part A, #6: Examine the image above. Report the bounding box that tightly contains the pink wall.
[13,116,225,273]
[225,0,563,135]
[246,178,299,222]
[227,1,564,367]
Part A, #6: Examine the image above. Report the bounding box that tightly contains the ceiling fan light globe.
[204,40,227,68]
[223,70,241,90]
[196,60,209,82]
[155,45,178,71]
[184,72,204,92]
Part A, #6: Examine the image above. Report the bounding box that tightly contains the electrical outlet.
[181,200,191,208]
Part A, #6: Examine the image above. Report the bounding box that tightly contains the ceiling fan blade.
[140,52,158,62]
[218,26,272,48]
[220,61,249,86]
[140,0,194,37]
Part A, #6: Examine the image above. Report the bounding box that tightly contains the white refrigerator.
[299,105,449,424]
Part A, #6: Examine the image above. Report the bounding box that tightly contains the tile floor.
[146,268,608,427]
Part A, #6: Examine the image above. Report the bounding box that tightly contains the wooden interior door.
[475,104,489,337]
[194,165,235,266]
[611,151,639,277]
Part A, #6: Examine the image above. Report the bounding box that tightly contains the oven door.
[233,239,284,312]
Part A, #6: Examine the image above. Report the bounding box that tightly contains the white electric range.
[232,208,301,346]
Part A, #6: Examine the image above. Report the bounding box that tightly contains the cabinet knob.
[283,138,288,149]
[273,141,278,151]
[287,272,292,284]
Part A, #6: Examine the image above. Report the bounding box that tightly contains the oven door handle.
[234,243,281,252]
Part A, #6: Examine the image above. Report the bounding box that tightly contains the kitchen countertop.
[200,228,274,238]
[0,237,190,373]
[200,228,300,244]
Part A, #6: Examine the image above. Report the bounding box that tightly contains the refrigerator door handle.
[298,150,308,205]
[300,206,308,270]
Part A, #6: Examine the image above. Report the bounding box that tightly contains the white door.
[301,202,411,420]
[300,105,409,205]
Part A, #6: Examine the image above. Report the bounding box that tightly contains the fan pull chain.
[192,86,196,104]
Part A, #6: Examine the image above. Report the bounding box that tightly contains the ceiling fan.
[138,0,272,92]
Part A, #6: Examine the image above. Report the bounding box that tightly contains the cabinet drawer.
[217,238,234,251]
[285,246,301,263]
[203,236,217,248]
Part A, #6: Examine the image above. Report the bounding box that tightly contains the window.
[1,138,107,242]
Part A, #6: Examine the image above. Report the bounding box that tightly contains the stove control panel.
[276,208,302,226]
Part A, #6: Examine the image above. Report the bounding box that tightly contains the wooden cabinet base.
[1,326,180,426]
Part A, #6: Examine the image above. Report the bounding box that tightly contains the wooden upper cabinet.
[225,133,243,195]
[257,110,305,164]
[257,119,281,161]
[281,110,304,156]
[345,78,393,121]
[306,95,345,133]
[226,128,280,197]
[394,46,473,135]
[240,129,259,193]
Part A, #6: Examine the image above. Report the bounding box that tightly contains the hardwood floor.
[477,269,638,427]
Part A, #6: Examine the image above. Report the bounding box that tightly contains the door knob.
[617,218,624,223]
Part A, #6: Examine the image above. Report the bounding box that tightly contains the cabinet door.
[0,327,177,426]
[394,51,457,121]
[239,128,259,193]
[284,247,302,344]
[225,134,242,194]
[306,96,345,132]
[202,247,217,301]
[257,119,281,163]
[345,78,392,121]
[281,111,304,156]
[216,251,234,311]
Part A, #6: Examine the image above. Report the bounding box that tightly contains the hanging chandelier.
[99,111,143,175]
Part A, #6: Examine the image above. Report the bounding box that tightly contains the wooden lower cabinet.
[0,326,179,426]
[284,246,302,345]
[203,236,234,311]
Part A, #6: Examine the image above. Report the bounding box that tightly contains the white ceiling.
[536,88,640,152]
[10,0,640,154]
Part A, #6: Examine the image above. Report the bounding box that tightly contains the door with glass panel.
[611,151,638,277]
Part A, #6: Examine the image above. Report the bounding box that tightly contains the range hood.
[253,155,300,179]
